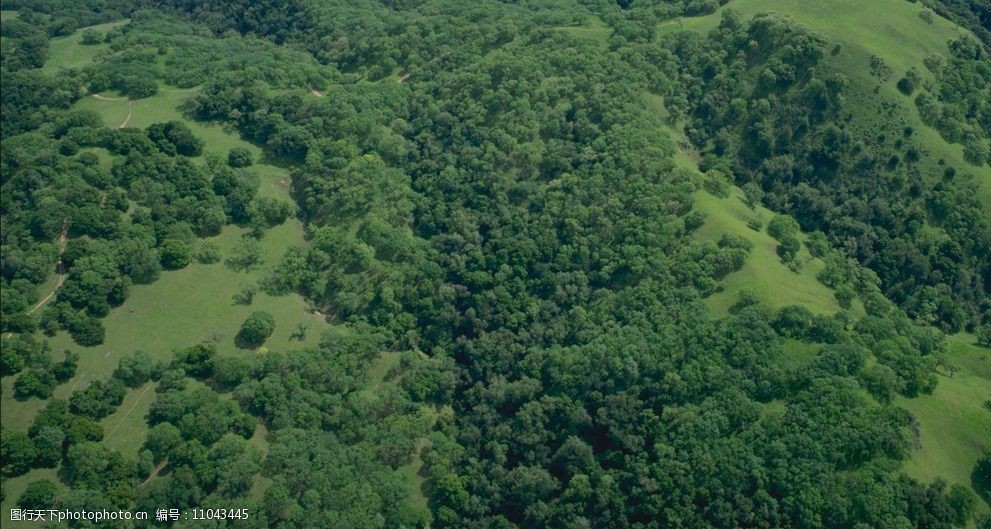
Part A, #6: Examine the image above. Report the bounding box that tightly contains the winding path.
[5,220,68,338]
[28,219,68,315]
[106,382,155,441]
[90,93,127,101]
[118,100,134,128]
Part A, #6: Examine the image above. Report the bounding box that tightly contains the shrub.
[196,241,222,264]
[80,29,103,45]
[228,147,253,168]
[237,311,275,347]
[767,214,799,240]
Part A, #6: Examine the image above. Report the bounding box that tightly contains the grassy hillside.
[692,189,847,316]
[664,0,991,208]
[42,19,129,73]
[899,335,991,520]
[645,93,853,317]
[660,7,991,507]
[3,4,989,527]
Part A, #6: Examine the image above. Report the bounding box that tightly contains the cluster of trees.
[1,368,128,484]
[915,36,991,167]
[170,5,980,526]
[0,335,78,400]
[1,102,301,346]
[3,1,990,528]
[918,0,991,48]
[646,11,990,333]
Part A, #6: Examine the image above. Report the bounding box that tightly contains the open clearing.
[899,335,991,519]
[42,20,129,74]
[643,93,851,317]
[554,14,611,47]
[692,190,847,316]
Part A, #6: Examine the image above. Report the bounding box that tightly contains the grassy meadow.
[554,14,612,47]
[42,20,129,74]
[0,20,334,522]
[899,335,991,521]
[692,189,848,316]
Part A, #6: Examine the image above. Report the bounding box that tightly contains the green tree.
[144,423,182,462]
[160,240,192,270]
[64,441,110,487]
[225,237,262,272]
[228,148,253,168]
[975,453,991,503]
[173,342,217,379]
[767,214,800,240]
[80,29,104,45]
[69,379,127,419]
[67,314,105,346]
[947,484,976,526]
[1,429,37,476]
[17,479,58,509]
[976,324,991,347]
[114,351,162,387]
[237,312,275,347]
[32,427,66,468]
[14,369,56,400]
[196,241,222,264]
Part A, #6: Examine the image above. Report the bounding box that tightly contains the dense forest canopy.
[1,0,990,528]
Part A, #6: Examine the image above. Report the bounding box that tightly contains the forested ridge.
[1,1,990,528]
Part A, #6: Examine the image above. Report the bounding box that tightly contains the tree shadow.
[234,330,264,350]
[973,457,990,505]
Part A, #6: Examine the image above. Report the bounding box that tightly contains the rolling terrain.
[1,1,989,528]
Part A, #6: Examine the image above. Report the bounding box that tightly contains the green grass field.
[554,14,611,47]
[42,20,129,74]
[360,350,439,517]
[0,10,18,22]
[899,335,991,518]
[0,221,326,426]
[76,88,294,202]
[692,189,847,316]
[659,0,960,69]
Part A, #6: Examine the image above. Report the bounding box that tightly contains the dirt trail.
[139,460,168,487]
[308,85,324,97]
[118,100,134,128]
[106,382,155,441]
[26,219,68,315]
[396,53,446,85]
[5,220,68,338]
[91,93,127,101]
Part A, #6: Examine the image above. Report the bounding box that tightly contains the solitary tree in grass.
[237,311,275,348]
